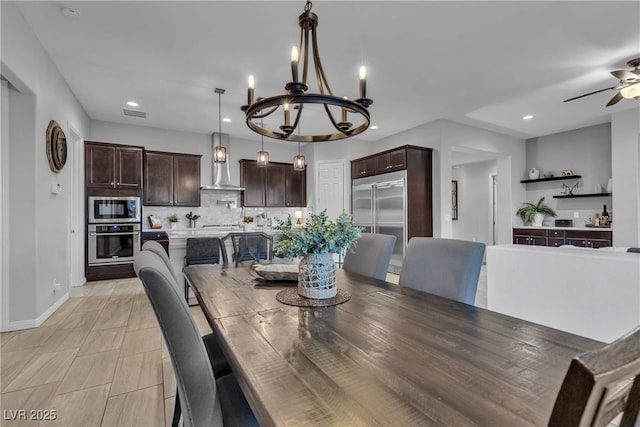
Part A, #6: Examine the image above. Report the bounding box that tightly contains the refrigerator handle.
[370,185,375,233]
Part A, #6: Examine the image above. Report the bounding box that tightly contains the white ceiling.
[14,1,640,143]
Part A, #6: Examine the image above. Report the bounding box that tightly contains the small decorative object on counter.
[543,171,554,178]
[168,214,179,229]
[601,205,610,226]
[148,215,162,229]
[243,216,254,231]
[185,211,200,228]
[528,167,540,180]
[275,210,361,299]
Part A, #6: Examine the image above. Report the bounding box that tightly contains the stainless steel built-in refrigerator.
[351,170,406,274]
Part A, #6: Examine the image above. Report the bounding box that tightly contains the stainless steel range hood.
[201,133,245,191]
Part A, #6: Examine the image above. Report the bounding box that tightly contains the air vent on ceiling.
[122,109,146,118]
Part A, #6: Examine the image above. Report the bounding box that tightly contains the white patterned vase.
[298,253,337,299]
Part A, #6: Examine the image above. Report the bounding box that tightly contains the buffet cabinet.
[512,227,612,248]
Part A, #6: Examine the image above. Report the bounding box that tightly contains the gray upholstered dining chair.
[343,233,397,280]
[141,240,182,290]
[548,326,640,427]
[134,250,257,427]
[398,237,485,304]
[139,241,231,379]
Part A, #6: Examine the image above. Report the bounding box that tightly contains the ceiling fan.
[564,57,640,106]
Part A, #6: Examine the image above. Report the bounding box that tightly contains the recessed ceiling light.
[127,101,139,107]
[370,125,378,130]
[223,117,232,123]
[522,115,534,120]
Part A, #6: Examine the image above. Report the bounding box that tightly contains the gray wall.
[523,123,611,225]
[2,1,91,327]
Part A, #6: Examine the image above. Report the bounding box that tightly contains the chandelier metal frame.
[241,1,373,142]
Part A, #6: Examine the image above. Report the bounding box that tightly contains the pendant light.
[256,118,269,166]
[214,88,227,164]
[293,119,305,170]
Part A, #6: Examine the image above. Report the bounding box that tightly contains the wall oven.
[87,223,141,266]
[88,196,141,223]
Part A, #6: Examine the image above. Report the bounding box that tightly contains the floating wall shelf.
[520,175,582,184]
[553,193,611,199]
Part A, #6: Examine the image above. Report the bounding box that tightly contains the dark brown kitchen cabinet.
[141,231,170,255]
[144,151,201,207]
[512,228,548,246]
[85,141,143,189]
[240,160,307,207]
[351,148,406,178]
[512,227,612,247]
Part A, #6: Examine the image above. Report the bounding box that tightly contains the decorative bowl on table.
[251,263,299,281]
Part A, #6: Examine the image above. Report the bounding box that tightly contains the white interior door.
[67,125,84,287]
[316,160,346,219]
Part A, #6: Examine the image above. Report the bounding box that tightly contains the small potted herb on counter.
[168,214,179,229]
[243,216,254,231]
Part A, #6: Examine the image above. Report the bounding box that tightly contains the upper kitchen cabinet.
[240,160,306,207]
[351,147,406,178]
[144,151,201,207]
[85,141,143,190]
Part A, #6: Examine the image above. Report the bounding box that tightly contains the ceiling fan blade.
[564,86,617,102]
[611,70,638,81]
[606,92,624,106]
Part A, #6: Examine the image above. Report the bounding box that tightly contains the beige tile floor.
[0,277,214,427]
[0,268,488,427]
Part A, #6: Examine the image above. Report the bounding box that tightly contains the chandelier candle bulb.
[247,75,255,106]
[284,103,290,126]
[291,46,299,82]
[359,66,367,99]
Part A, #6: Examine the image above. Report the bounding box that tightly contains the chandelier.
[241,1,373,142]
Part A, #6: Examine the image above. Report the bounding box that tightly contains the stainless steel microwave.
[88,196,141,223]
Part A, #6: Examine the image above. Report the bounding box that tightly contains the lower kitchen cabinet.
[142,231,170,255]
[512,227,612,247]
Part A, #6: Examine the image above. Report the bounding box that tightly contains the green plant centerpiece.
[168,214,179,223]
[275,210,361,299]
[516,197,557,226]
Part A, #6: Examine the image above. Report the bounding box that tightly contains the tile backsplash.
[143,190,308,229]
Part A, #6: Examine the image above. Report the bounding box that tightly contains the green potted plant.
[243,216,254,231]
[275,210,361,299]
[168,214,179,229]
[516,197,557,226]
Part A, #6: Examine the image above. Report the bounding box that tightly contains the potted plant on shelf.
[516,197,557,227]
[168,214,179,229]
[243,216,254,231]
[275,210,361,299]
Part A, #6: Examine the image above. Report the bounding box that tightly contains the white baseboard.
[8,293,69,331]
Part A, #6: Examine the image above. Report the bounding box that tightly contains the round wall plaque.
[46,120,67,173]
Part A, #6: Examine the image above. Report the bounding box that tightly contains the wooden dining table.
[183,263,603,427]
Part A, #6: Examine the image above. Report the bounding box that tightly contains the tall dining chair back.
[134,251,257,427]
[343,233,397,280]
[141,240,182,292]
[399,237,486,304]
[184,237,223,305]
[222,232,273,265]
[548,326,640,427]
